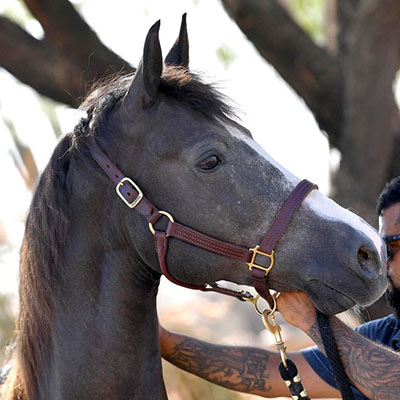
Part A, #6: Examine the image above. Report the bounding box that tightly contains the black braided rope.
[278,358,311,399]
[316,310,355,400]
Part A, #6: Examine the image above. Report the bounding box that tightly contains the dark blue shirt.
[301,314,400,400]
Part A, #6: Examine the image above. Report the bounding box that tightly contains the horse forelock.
[159,66,237,122]
[80,65,237,128]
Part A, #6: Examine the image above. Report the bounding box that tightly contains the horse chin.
[306,282,357,315]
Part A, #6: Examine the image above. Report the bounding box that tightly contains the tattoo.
[308,321,324,351]
[163,337,272,394]
[309,317,400,399]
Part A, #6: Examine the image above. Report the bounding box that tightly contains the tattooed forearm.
[163,337,274,395]
[308,320,326,354]
[308,316,400,400]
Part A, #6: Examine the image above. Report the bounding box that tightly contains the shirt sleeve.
[301,346,368,400]
[355,315,397,347]
[355,319,379,339]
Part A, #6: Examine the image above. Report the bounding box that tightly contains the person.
[159,177,400,399]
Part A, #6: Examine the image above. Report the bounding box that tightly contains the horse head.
[94,17,386,315]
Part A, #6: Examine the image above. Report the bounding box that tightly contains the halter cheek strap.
[86,136,317,305]
[249,179,318,305]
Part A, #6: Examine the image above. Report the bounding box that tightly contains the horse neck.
[40,167,167,399]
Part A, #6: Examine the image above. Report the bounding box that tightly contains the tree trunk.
[333,0,400,226]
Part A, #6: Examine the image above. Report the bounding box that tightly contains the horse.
[1,17,387,399]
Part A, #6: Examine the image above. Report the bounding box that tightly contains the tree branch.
[221,0,343,144]
[24,0,100,48]
[23,0,130,74]
[0,16,77,105]
[336,0,361,55]
[0,0,135,107]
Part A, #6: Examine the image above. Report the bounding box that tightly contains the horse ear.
[123,20,163,108]
[165,13,189,68]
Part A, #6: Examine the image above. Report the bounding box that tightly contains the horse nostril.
[357,246,379,278]
[358,248,370,265]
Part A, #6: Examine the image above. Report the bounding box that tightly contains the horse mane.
[2,65,235,399]
[2,131,81,399]
[82,65,236,125]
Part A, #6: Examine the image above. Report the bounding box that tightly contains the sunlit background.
[0,1,339,399]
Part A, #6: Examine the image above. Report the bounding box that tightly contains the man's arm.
[159,324,340,398]
[277,292,400,400]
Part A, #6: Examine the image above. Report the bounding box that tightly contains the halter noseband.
[87,136,317,305]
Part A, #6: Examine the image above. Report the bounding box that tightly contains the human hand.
[276,291,317,333]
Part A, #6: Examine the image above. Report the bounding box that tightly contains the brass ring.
[267,294,278,315]
[243,292,279,316]
[243,295,269,316]
[254,296,266,316]
[148,211,175,236]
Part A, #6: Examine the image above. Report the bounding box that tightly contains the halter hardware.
[89,134,317,300]
[116,177,144,208]
[242,293,276,316]
[262,305,287,368]
[89,136,317,300]
[247,245,275,277]
[149,211,174,237]
[243,291,310,398]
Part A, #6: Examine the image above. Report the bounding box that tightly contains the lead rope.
[245,295,355,400]
[245,294,310,400]
[316,311,355,400]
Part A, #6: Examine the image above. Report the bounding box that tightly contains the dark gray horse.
[1,17,386,399]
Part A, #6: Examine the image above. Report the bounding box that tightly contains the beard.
[385,276,400,320]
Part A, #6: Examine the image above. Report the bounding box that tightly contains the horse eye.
[198,155,220,171]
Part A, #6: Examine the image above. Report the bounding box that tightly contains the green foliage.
[216,44,237,70]
[285,0,326,45]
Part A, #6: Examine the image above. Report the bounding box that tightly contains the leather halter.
[87,136,317,306]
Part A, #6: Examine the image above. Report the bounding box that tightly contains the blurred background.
[1,0,399,398]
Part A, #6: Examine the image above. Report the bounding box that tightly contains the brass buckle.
[247,245,275,276]
[116,177,143,209]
